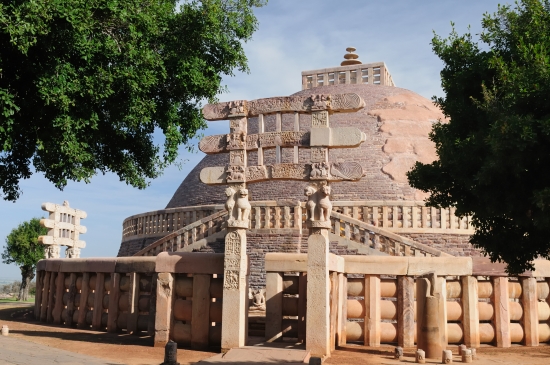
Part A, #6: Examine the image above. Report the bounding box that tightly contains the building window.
[306,75,313,89]
[361,69,369,84]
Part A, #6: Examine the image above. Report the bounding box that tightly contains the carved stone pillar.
[221,107,250,350]
[305,179,332,359]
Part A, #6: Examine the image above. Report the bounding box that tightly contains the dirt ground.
[1,304,550,365]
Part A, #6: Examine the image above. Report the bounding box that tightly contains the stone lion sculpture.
[236,188,251,221]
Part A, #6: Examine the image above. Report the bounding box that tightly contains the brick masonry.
[118,82,479,288]
[400,233,482,257]
[165,84,426,209]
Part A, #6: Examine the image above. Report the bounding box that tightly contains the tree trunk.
[18,266,35,302]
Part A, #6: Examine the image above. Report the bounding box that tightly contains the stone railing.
[330,211,451,257]
[122,204,224,242]
[34,253,226,349]
[301,61,395,89]
[133,210,228,257]
[264,253,345,346]
[122,201,473,244]
[265,254,550,348]
[332,201,474,234]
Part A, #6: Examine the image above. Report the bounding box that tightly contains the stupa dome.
[119,50,476,271]
[166,83,443,209]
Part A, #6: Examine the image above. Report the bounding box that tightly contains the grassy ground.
[0,296,35,303]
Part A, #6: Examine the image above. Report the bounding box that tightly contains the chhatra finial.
[341,47,362,66]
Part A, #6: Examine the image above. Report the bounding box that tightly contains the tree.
[407,0,550,274]
[0,0,265,201]
[2,218,47,301]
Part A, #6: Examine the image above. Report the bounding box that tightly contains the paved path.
[198,344,310,364]
[0,335,124,365]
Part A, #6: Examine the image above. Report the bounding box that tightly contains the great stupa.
[118,48,478,288]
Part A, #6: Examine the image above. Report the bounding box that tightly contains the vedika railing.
[330,211,451,257]
[122,201,474,244]
[133,210,228,257]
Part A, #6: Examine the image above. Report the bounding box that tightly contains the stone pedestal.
[221,228,248,350]
[306,228,331,359]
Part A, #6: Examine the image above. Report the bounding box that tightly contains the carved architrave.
[199,135,227,154]
[271,163,310,180]
[257,131,309,148]
[201,162,364,184]
[202,93,365,120]
[226,165,245,182]
[230,150,245,166]
[331,93,363,111]
[310,94,331,111]
[246,166,268,181]
[330,162,365,180]
[310,147,327,162]
[311,111,329,128]
[228,100,247,117]
[310,162,330,180]
[227,132,246,150]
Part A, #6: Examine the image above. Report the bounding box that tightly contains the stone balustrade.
[121,201,474,244]
[130,202,456,259]
[133,210,228,257]
[332,201,473,234]
[301,62,395,89]
[265,253,550,349]
[34,253,227,350]
[331,211,451,257]
[122,204,224,242]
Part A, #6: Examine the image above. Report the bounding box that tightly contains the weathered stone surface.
[202,93,365,120]
[155,252,224,274]
[200,163,365,185]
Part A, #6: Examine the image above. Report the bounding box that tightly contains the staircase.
[133,206,449,258]
[329,211,451,257]
[133,210,227,256]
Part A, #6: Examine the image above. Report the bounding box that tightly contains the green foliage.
[407,0,550,274]
[0,0,265,201]
[2,218,47,270]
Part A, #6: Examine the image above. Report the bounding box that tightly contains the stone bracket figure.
[304,181,332,228]
[236,189,251,221]
[226,186,251,228]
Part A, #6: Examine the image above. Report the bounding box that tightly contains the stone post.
[461,276,480,348]
[305,177,333,359]
[492,277,511,347]
[221,224,248,350]
[520,277,539,346]
[397,276,415,348]
[306,226,331,358]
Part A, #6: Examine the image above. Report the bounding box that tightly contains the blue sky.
[0,0,507,278]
